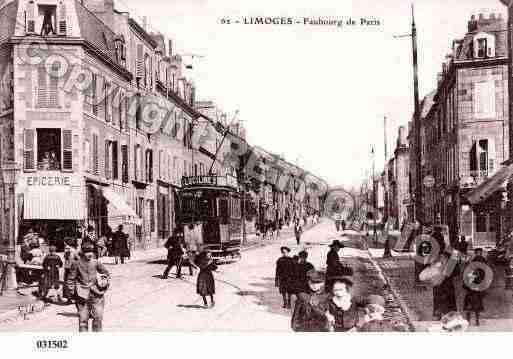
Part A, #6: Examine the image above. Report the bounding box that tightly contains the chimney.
[143,16,148,31]
[479,13,484,21]
[398,126,406,147]
[442,62,447,74]
[468,15,478,32]
[437,72,443,86]
[168,39,173,57]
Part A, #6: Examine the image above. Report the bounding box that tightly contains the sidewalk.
[363,232,513,331]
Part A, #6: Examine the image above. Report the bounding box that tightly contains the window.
[36,128,61,171]
[83,140,90,173]
[37,65,59,108]
[23,129,36,171]
[149,199,155,233]
[91,73,98,116]
[112,141,118,180]
[145,149,153,182]
[477,38,487,58]
[476,212,487,233]
[62,129,72,171]
[38,4,57,36]
[474,81,495,119]
[121,144,129,183]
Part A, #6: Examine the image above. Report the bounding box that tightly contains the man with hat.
[326,240,352,291]
[275,246,295,308]
[66,242,110,332]
[291,269,330,332]
[358,295,408,332]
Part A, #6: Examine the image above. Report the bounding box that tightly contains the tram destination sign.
[182,175,238,188]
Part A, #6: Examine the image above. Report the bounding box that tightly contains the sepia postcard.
[0,1,512,349]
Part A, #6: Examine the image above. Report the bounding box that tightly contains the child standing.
[42,245,63,302]
[196,251,218,308]
[275,246,295,308]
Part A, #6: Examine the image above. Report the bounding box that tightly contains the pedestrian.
[162,229,185,279]
[432,251,458,321]
[41,245,64,302]
[291,269,330,332]
[66,243,110,332]
[83,225,96,247]
[325,240,353,291]
[63,244,79,304]
[463,248,488,326]
[275,246,295,309]
[293,250,315,295]
[341,219,346,232]
[325,277,362,332]
[196,251,217,308]
[456,235,469,256]
[113,225,130,264]
[294,219,303,246]
[358,295,408,332]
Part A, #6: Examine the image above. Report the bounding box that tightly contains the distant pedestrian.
[112,225,130,264]
[196,251,217,308]
[291,270,329,332]
[67,243,110,332]
[275,246,295,308]
[457,236,469,256]
[294,219,303,245]
[83,225,96,248]
[463,248,488,326]
[162,229,185,279]
[41,245,63,302]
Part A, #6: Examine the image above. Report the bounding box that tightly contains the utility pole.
[412,4,423,224]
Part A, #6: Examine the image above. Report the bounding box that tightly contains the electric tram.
[178,175,243,262]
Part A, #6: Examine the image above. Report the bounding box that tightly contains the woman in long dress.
[196,251,217,308]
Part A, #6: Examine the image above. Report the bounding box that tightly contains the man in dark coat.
[275,246,295,308]
[325,240,353,291]
[433,251,458,320]
[162,229,185,279]
[291,270,330,332]
[112,225,130,264]
[66,243,110,332]
[293,250,315,295]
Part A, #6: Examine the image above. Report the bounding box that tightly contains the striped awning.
[24,187,85,220]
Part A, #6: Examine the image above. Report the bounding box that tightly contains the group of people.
[275,242,406,332]
[83,225,131,265]
[161,227,218,308]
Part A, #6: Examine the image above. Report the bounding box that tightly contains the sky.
[119,0,505,188]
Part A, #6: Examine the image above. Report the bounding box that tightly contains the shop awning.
[466,164,513,205]
[100,187,142,225]
[24,187,85,220]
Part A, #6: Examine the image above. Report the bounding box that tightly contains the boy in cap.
[275,246,295,308]
[293,250,315,295]
[291,269,330,331]
[67,243,110,332]
[41,245,63,302]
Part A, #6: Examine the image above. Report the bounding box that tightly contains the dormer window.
[39,5,57,36]
[474,33,495,59]
[114,36,126,66]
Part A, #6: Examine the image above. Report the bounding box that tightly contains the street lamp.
[1,160,21,297]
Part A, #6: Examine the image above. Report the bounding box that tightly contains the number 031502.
[36,340,68,349]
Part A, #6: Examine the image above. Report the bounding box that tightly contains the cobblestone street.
[0,220,411,331]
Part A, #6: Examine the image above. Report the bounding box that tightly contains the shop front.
[18,173,85,251]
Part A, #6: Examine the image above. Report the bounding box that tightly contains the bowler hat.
[280,246,291,253]
[306,269,324,283]
[365,294,385,308]
[329,240,344,248]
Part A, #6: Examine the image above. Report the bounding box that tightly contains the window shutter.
[84,140,90,172]
[62,130,73,171]
[150,199,155,232]
[136,44,144,78]
[24,129,35,171]
[26,0,36,34]
[488,137,496,176]
[58,1,67,35]
[105,140,111,179]
[49,64,59,108]
[105,81,111,122]
[37,66,48,107]
[92,73,98,116]
[92,133,99,175]
[121,144,128,183]
[97,76,105,120]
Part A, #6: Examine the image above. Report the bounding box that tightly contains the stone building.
[411,13,509,247]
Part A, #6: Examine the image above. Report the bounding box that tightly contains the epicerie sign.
[27,176,71,186]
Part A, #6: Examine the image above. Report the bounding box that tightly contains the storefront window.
[37,128,61,170]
